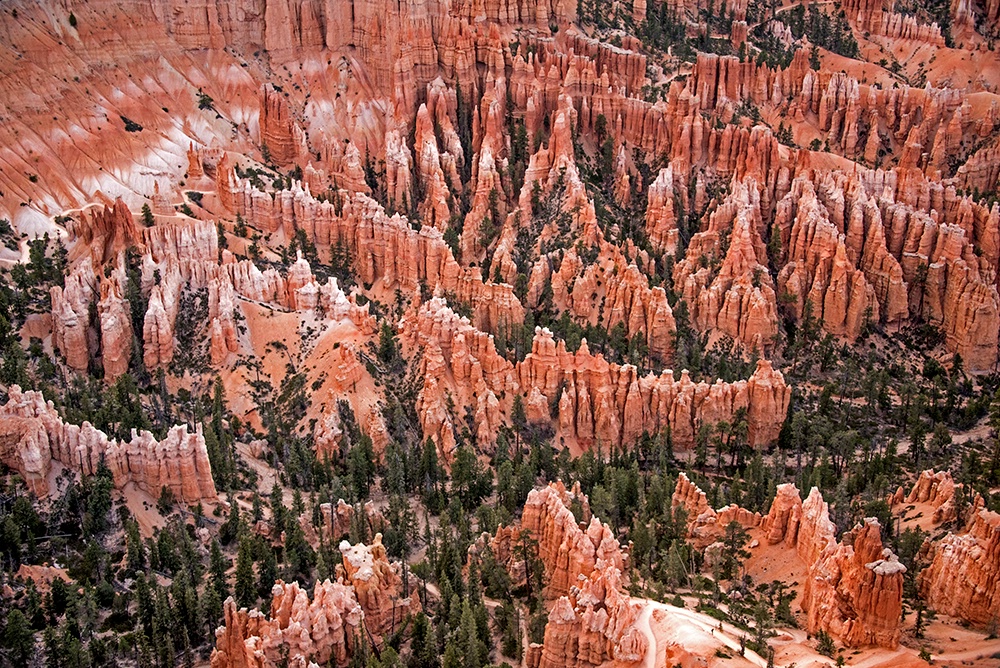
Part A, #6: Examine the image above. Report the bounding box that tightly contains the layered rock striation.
[211,581,362,668]
[890,468,984,525]
[673,476,905,648]
[919,508,1000,627]
[0,386,216,503]
[498,482,647,668]
[50,215,377,376]
[211,535,421,668]
[804,520,906,649]
[671,472,763,548]
[401,297,790,460]
[760,483,905,648]
[223,176,524,334]
[337,534,421,641]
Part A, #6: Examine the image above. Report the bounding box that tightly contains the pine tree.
[283,519,313,580]
[666,540,688,590]
[348,436,376,499]
[270,481,287,531]
[718,520,750,580]
[141,203,155,227]
[220,496,241,546]
[200,583,223,636]
[182,630,195,668]
[458,598,486,668]
[989,387,1000,482]
[204,377,234,488]
[43,627,62,668]
[809,44,821,70]
[441,641,461,668]
[420,437,443,511]
[153,587,176,668]
[291,489,306,516]
[3,610,34,666]
[408,613,439,668]
[235,536,256,607]
[257,543,278,599]
[126,519,145,573]
[252,493,264,523]
[210,539,229,601]
[170,569,199,642]
[135,574,156,636]
[133,629,154,668]
[316,544,330,582]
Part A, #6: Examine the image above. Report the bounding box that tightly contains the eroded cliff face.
[211,581,363,668]
[50,205,377,380]
[3,1,1000,667]
[671,475,906,649]
[0,386,217,503]
[493,482,647,668]
[7,0,1000,458]
[199,24,999,369]
[400,296,790,460]
[673,178,780,352]
[211,533,419,668]
[759,483,906,648]
[338,534,422,641]
[226,179,525,333]
[803,520,906,649]
[890,469,985,525]
[919,508,1000,627]
[671,472,762,548]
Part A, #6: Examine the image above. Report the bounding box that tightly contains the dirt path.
[636,604,657,668]
[929,638,1000,663]
[632,598,769,668]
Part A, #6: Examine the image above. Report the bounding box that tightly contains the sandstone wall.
[500,482,648,668]
[401,297,790,460]
[919,508,1000,626]
[211,534,421,668]
[0,386,217,503]
[760,483,905,648]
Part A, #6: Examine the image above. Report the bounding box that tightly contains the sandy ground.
[120,482,171,536]
[14,564,72,593]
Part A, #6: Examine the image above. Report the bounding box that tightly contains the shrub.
[120,115,143,132]
[198,90,215,110]
[816,630,835,657]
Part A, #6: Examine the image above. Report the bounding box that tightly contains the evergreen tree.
[420,437,444,511]
[235,536,256,607]
[252,493,264,523]
[718,520,751,580]
[220,502,241,547]
[408,613,439,668]
[2,609,34,666]
[210,539,229,601]
[200,583,223,636]
[126,519,145,573]
[666,539,689,590]
[347,436,377,499]
[257,543,278,600]
[43,626,62,668]
[270,481,287,532]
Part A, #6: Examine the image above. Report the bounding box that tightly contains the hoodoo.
[1,0,999,666]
